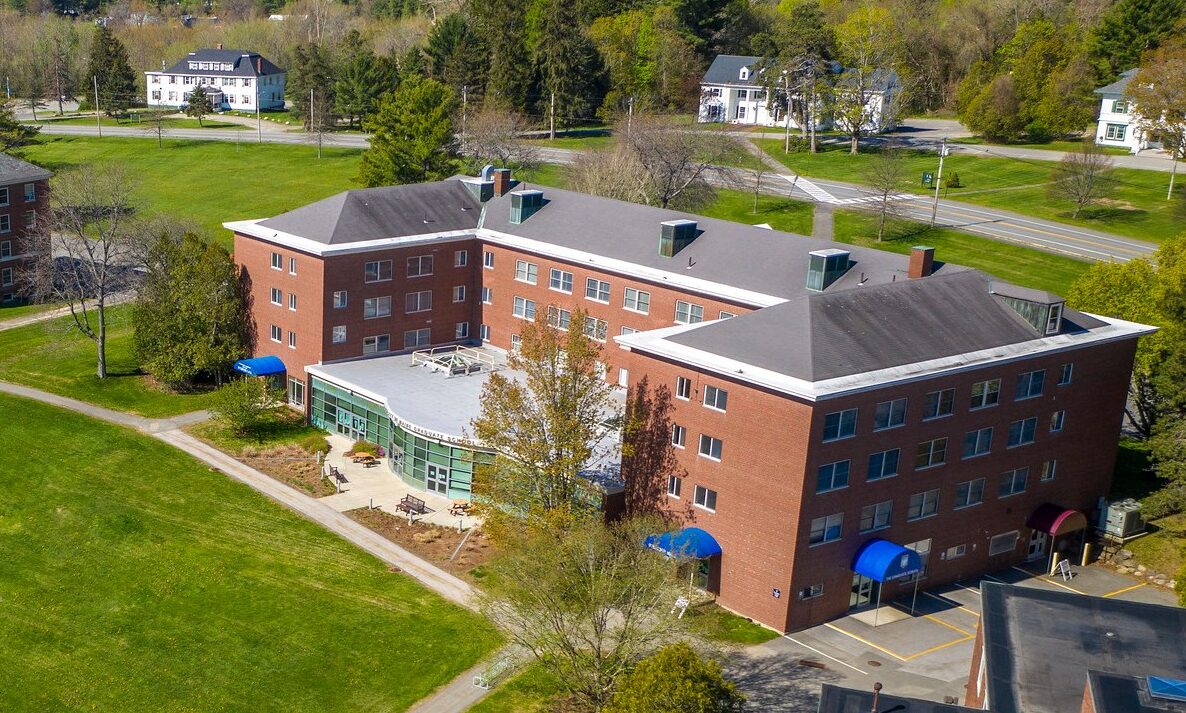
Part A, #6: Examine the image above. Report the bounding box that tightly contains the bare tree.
[142,109,169,148]
[567,142,652,205]
[463,109,540,171]
[862,140,908,242]
[618,115,741,210]
[1049,143,1115,219]
[26,165,144,378]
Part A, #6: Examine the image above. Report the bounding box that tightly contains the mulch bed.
[346,507,495,579]
[239,444,337,498]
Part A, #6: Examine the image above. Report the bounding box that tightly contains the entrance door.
[850,574,880,610]
[426,464,449,494]
[1027,530,1049,561]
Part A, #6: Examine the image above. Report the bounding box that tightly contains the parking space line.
[784,635,869,675]
[1103,582,1147,598]
[1011,566,1085,595]
[924,613,974,637]
[823,622,908,662]
[923,591,981,618]
[902,633,976,661]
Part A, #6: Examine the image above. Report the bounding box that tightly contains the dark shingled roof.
[981,583,1186,713]
[817,684,982,713]
[1096,68,1137,96]
[702,54,900,93]
[665,271,1105,381]
[0,153,52,184]
[259,182,481,245]
[162,48,284,77]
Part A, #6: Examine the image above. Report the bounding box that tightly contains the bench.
[397,494,427,516]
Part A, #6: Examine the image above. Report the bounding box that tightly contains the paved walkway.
[0,294,134,332]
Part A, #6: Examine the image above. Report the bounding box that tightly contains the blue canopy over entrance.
[645,527,722,559]
[233,355,287,377]
[852,538,923,582]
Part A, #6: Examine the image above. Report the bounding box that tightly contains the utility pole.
[92,75,102,138]
[783,73,792,154]
[549,91,556,141]
[627,96,634,137]
[929,138,948,227]
[311,88,322,159]
[1168,137,1181,201]
[256,93,261,144]
[461,85,467,155]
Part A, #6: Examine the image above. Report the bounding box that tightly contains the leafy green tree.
[533,0,602,134]
[0,101,39,150]
[753,0,835,151]
[210,377,281,438]
[132,234,250,388]
[833,4,903,154]
[334,32,397,130]
[86,25,136,115]
[606,643,745,713]
[589,6,699,119]
[1127,44,1186,200]
[1088,0,1186,83]
[359,77,458,186]
[184,85,213,127]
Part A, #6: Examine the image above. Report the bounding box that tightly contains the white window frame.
[405,290,433,314]
[675,376,692,400]
[1104,123,1126,141]
[1015,370,1045,401]
[988,530,1019,556]
[365,260,393,283]
[515,260,538,284]
[867,448,900,481]
[674,300,704,325]
[809,513,843,546]
[923,388,955,420]
[362,334,390,354]
[512,296,536,320]
[667,475,682,498]
[481,287,492,304]
[915,438,947,469]
[454,249,467,267]
[999,468,1028,498]
[962,427,993,459]
[970,378,1001,410]
[702,385,728,412]
[364,296,392,319]
[859,500,893,533]
[288,293,297,311]
[1040,460,1057,482]
[623,287,650,314]
[483,251,495,269]
[1058,363,1073,386]
[269,324,281,342]
[287,331,297,349]
[585,277,610,303]
[288,257,297,275]
[822,409,858,442]
[671,424,687,448]
[455,322,469,339]
[453,285,466,303]
[403,328,431,349]
[479,324,490,341]
[1007,418,1037,448]
[873,398,907,431]
[270,252,282,270]
[954,478,985,509]
[698,434,723,461]
[549,268,573,293]
[270,288,282,306]
[693,485,717,512]
[332,325,346,344]
[333,291,348,309]
[407,255,434,277]
[816,460,850,493]
[1050,410,1065,433]
[907,489,940,521]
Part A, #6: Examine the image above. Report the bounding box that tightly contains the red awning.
[1026,503,1087,537]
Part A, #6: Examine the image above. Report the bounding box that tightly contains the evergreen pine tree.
[359,77,458,187]
[533,0,601,129]
[184,85,213,126]
[0,102,40,150]
[86,25,136,115]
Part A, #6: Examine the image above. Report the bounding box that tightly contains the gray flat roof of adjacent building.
[0,153,52,184]
[817,684,982,713]
[981,582,1186,713]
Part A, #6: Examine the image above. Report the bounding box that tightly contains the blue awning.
[644,527,722,559]
[852,539,923,582]
[233,356,287,377]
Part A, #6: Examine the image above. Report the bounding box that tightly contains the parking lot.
[728,562,1178,710]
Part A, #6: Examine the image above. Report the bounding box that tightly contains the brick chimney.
[492,168,513,197]
[908,246,935,279]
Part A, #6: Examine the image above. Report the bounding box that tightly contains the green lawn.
[698,190,814,235]
[525,133,615,150]
[833,210,1091,295]
[757,139,1182,243]
[0,393,501,711]
[952,137,1132,156]
[15,136,361,246]
[189,407,329,454]
[35,115,248,130]
[684,603,780,645]
[0,305,220,418]
[0,302,60,322]
[469,664,564,713]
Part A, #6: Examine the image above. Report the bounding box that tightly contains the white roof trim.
[224,219,477,257]
[615,314,1156,401]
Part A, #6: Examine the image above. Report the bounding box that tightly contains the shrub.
[210,378,280,437]
[297,433,331,456]
[946,172,963,188]
[1178,564,1186,606]
[606,642,745,713]
[351,439,379,454]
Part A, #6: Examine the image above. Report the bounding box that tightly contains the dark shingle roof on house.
[258,182,481,245]
[702,55,762,86]
[160,48,284,77]
[0,153,52,184]
[1096,68,1137,95]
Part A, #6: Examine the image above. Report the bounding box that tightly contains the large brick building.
[0,154,51,305]
[226,169,1152,632]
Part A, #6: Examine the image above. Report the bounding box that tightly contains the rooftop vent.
[659,219,698,257]
[461,178,494,203]
[806,249,850,291]
[510,190,544,224]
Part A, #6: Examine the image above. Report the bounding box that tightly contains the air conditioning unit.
[1096,498,1146,540]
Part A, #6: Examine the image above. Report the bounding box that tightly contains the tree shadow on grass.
[1060,207,1148,224]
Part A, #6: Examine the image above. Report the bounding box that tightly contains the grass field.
[698,190,815,235]
[469,664,564,713]
[952,137,1132,155]
[0,393,501,711]
[34,115,248,130]
[15,136,362,246]
[0,305,221,418]
[757,140,1182,243]
[0,302,60,322]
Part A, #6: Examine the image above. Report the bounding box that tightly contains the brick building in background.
[226,169,1152,632]
[0,154,51,305]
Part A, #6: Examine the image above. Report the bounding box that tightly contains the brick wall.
[0,178,50,301]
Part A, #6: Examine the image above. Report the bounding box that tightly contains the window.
[513,296,536,320]
[719,311,736,320]
[289,257,297,275]
[269,324,281,342]
[1112,100,1130,114]
[510,334,522,352]
[916,438,947,469]
[454,250,467,267]
[483,251,494,268]
[675,300,704,324]
[1015,370,1045,400]
[620,326,638,336]
[703,385,728,411]
[23,183,34,202]
[1104,123,1126,140]
[1045,304,1062,334]
[332,325,346,344]
[365,260,392,283]
[1050,410,1065,433]
[963,428,993,459]
[874,398,907,430]
[479,324,490,341]
[989,531,1019,556]
[671,424,686,448]
[0,241,10,258]
[0,187,7,206]
[289,293,297,311]
[1008,418,1037,447]
[515,260,538,284]
[404,328,431,349]
[945,544,967,560]
[481,287,492,304]
[816,460,850,493]
[271,252,282,270]
[333,291,347,309]
[822,409,857,442]
[287,331,296,349]
[860,501,893,533]
[547,306,572,330]
[623,287,650,314]
[955,478,985,508]
[585,277,611,303]
[270,288,282,305]
[809,513,843,545]
[698,434,723,460]
[908,489,940,521]
[363,334,390,354]
[405,290,432,313]
[407,255,434,277]
[24,211,35,228]
[971,379,1000,409]
[999,468,1028,498]
[584,316,608,342]
[1,268,10,287]
[694,485,717,512]
[548,268,573,293]
[924,389,955,420]
[675,376,692,400]
[800,584,824,600]
[455,322,469,339]
[667,475,682,498]
[867,449,900,481]
[1036,460,1057,483]
[1058,363,1073,386]
[453,285,466,303]
[364,296,392,319]
[0,215,9,233]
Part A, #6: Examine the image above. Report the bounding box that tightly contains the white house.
[145,46,286,111]
[697,54,899,133]
[1094,69,1156,154]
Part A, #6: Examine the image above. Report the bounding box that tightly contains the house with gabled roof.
[145,45,285,111]
[1093,69,1162,154]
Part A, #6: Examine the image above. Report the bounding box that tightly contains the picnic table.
[350,453,378,466]
[449,500,472,516]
